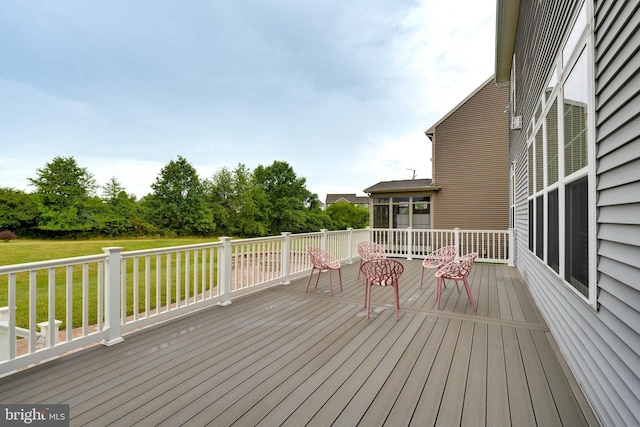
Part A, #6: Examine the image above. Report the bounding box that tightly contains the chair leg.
[420,267,425,289]
[314,269,321,289]
[463,278,476,310]
[394,284,400,320]
[363,274,368,304]
[436,276,442,309]
[357,260,362,279]
[337,268,343,291]
[305,267,316,293]
[328,270,333,296]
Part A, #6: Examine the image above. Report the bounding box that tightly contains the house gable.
[325,193,369,209]
[425,78,510,230]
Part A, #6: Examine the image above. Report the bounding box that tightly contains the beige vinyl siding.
[432,81,509,230]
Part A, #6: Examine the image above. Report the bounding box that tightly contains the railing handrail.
[121,241,223,258]
[0,253,107,274]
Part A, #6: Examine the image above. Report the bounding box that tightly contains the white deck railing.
[0,227,512,374]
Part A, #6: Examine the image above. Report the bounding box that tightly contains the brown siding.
[432,80,510,230]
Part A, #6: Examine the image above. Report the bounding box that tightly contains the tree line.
[0,156,369,239]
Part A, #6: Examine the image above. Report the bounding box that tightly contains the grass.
[0,238,221,266]
[0,238,223,331]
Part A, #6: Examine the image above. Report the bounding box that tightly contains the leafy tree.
[0,187,40,236]
[206,164,268,237]
[326,201,369,230]
[28,156,98,236]
[253,161,325,234]
[305,208,332,231]
[145,156,214,236]
[98,178,146,236]
[29,156,97,204]
[101,177,128,201]
[205,167,234,234]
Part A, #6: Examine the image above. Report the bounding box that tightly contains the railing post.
[508,228,515,266]
[406,227,413,260]
[102,247,124,346]
[320,229,328,251]
[0,306,9,361]
[347,228,354,264]
[218,237,232,306]
[454,228,461,258]
[281,232,291,285]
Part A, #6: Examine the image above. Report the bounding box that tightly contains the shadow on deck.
[0,260,598,426]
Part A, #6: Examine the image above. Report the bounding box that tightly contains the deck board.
[0,260,598,426]
[502,326,537,425]
[486,323,511,426]
[461,322,488,427]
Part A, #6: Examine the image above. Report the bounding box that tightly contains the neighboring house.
[425,77,510,230]
[363,179,439,229]
[496,1,639,425]
[324,194,369,210]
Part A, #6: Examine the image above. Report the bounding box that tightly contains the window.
[563,4,587,67]
[565,178,588,296]
[564,49,589,177]
[535,195,544,260]
[373,198,389,228]
[546,99,559,185]
[412,196,431,229]
[371,196,431,229]
[528,144,534,196]
[526,2,593,302]
[528,200,534,252]
[535,129,544,192]
[548,189,559,273]
[392,197,410,228]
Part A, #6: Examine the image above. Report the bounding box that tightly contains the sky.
[0,0,497,203]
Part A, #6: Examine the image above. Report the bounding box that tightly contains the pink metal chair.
[360,259,404,320]
[434,252,478,310]
[420,245,458,288]
[305,246,343,296]
[357,241,387,279]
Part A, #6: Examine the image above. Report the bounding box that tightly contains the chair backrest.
[357,241,387,261]
[307,246,339,269]
[360,259,404,286]
[432,245,458,262]
[436,252,478,279]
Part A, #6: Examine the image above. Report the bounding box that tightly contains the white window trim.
[586,0,597,309]
[525,0,597,309]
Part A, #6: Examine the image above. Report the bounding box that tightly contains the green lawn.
[0,238,221,266]
[0,238,223,331]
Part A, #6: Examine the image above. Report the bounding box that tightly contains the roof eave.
[495,0,520,84]
[425,76,494,137]
[364,185,441,194]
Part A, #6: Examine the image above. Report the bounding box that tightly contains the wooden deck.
[0,260,599,426]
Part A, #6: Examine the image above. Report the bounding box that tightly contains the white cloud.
[1,0,496,205]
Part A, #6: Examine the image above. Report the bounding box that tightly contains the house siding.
[431,80,509,230]
[593,0,640,423]
[510,1,640,425]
